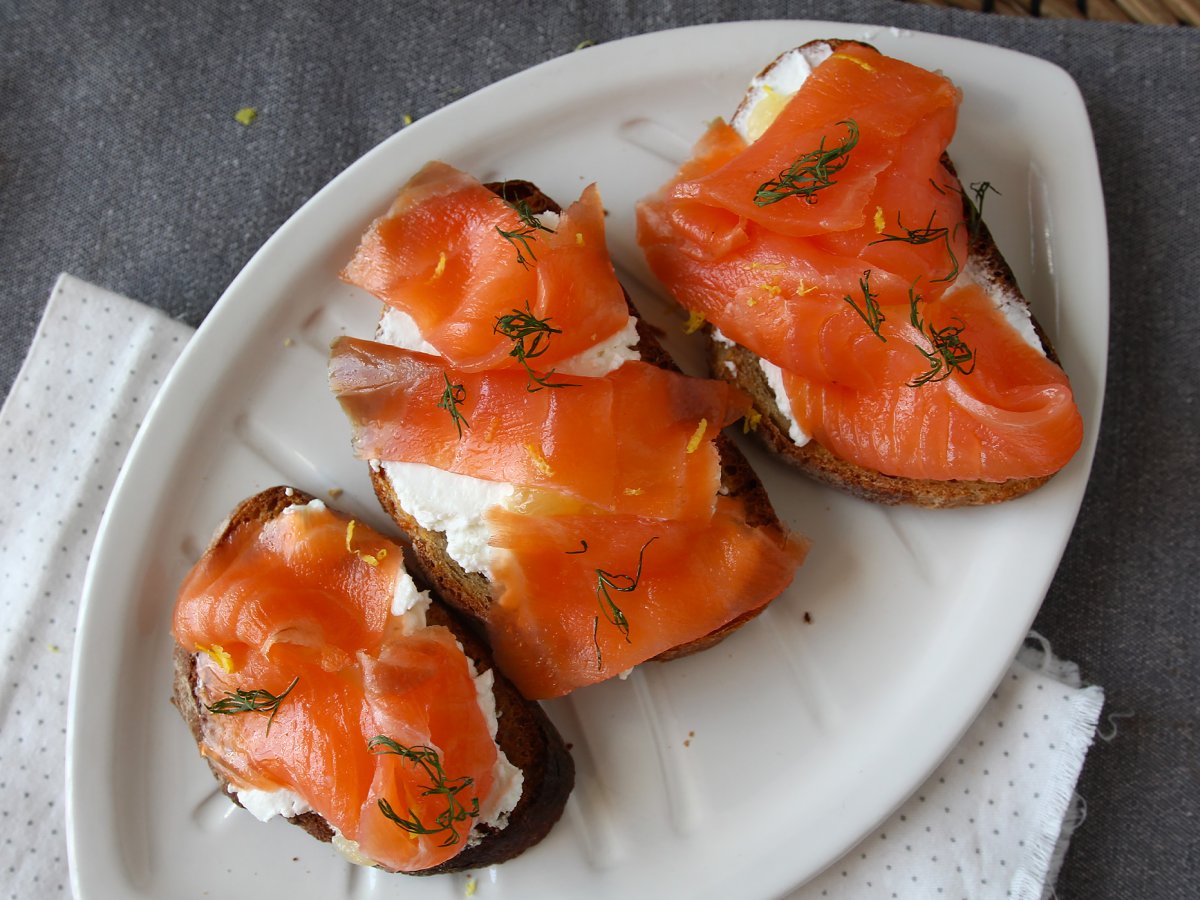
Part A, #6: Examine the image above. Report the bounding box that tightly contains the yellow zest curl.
[524,443,554,477]
[345,519,388,567]
[685,418,708,454]
[427,251,447,282]
[743,409,763,433]
[196,643,235,674]
[684,310,706,334]
[832,52,875,73]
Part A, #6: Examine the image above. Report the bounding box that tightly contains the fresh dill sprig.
[495,199,556,269]
[906,286,976,388]
[930,178,1000,246]
[368,736,480,848]
[583,537,657,669]
[842,269,886,341]
[205,676,299,735]
[753,119,858,207]
[964,181,999,243]
[869,210,960,284]
[436,371,470,438]
[493,302,578,391]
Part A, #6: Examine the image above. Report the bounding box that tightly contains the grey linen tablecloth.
[1,2,1196,898]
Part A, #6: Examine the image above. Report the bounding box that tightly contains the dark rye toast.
[368,178,790,667]
[170,486,574,874]
[684,40,1074,508]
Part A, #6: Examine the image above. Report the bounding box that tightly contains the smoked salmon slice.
[484,497,806,699]
[174,498,507,873]
[331,164,805,700]
[637,43,1083,484]
[329,337,752,520]
[342,161,630,372]
[782,281,1082,481]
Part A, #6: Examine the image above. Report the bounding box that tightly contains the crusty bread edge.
[707,39,1062,508]
[170,486,574,875]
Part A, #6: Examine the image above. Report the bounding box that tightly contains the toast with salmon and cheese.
[637,40,1083,507]
[171,486,573,874]
[330,165,806,700]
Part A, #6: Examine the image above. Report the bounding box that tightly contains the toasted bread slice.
[171,486,574,874]
[366,179,790,670]
[679,40,1072,507]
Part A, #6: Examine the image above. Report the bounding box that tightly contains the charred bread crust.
[368,181,788,673]
[171,486,573,875]
[706,41,1066,508]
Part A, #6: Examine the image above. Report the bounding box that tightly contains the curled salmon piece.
[329,337,753,520]
[342,161,630,372]
[174,496,510,873]
[638,43,1082,486]
[484,496,807,699]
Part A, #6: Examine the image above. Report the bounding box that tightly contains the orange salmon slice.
[174,499,501,873]
[342,160,630,372]
[636,43,1083,484]
[329,337,753,520]
[483,496,807,699]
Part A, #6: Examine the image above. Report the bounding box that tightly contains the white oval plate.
[67,20,1106,900]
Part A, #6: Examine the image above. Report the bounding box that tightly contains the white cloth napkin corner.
[0,275,1105,900]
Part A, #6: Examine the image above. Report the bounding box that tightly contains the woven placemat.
[907,0,1197,24]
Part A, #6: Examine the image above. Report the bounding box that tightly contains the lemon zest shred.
[623,487,644,496]
[796,280,817,297]
[345,519,387,567]
[427,251,447,282]
[832,52,875,73]
[465,876,478,896]
[524,443,554,477]
[575,232,585,246]
[874,206,886,234]
[743,409,763,434]
[234,107,257,126]
[683,310,706,334]
[483,417,501,443]
[685,418,708,454]
[402,114,414,126]
[196,643,235,674]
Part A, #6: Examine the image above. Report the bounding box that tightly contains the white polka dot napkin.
[790,637,1104,900]
[0,275,1104,900]
[0,274,191,899]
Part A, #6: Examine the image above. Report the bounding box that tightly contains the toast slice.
[171,486,574,874]
[338,175,801,696]
[641,40,1082,507]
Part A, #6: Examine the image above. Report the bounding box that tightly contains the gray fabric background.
[2,1,1196,897]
